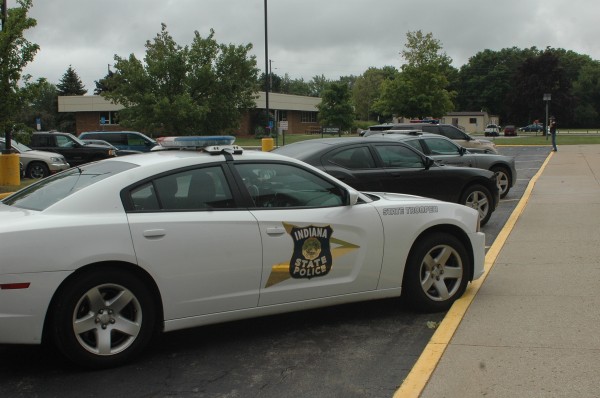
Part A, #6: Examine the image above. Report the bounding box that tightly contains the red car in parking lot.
[503,125,517,136]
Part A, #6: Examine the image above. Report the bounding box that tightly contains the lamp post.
[264,0,275,146]
[543,93,551,139]
[1,0,12,155]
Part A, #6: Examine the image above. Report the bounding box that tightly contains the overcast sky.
[17,0,600,93]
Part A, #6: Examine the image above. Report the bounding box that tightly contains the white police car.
[0,136,485,368]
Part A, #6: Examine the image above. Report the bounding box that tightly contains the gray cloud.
[18,0,600,92]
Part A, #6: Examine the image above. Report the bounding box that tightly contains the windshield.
[2,161,137,211]
[0,139,31,153]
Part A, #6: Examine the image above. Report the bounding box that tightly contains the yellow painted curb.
[393,151,555,398]
[0,192,14,199]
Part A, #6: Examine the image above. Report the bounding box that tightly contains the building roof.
[58,92,321,113]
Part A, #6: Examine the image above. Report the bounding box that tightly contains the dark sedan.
[273,138,499,225]
[365,132,516,198]
[518,123,544,132]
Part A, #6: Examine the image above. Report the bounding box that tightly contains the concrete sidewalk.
[397,145,600,397]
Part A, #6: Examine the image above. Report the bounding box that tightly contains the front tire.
[460,184,493,226]
[402,232,470,312]
[26,162,50,179]
[50,268,158,369]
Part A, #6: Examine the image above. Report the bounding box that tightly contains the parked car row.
[362,131,516,198]
[0,136,486,368]
[273,136,500,225]
[0,137,70,178]
[367,123,499,153]
[1,131,157,179]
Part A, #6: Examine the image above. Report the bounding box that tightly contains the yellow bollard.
[0,153,21,186]
[261,137,274,151]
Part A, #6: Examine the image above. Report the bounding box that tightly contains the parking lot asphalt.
[395,145,600,397]
[0,145,552,398]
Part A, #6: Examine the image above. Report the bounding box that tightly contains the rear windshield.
[2,161,137,211]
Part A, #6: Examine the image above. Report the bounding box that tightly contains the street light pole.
[1,0,12,155]
[264,0,274,146]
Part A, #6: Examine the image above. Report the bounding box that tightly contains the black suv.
[29,132,117,167]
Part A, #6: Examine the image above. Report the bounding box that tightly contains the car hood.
[21,149,66,159]
[364,191,441,202]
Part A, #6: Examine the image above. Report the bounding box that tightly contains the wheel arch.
[490,163,513,181]
[407,224,476,281]
[42,261,164,344]
[26,160,50,178]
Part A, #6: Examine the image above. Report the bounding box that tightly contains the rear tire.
[50,268,158,369]
[491,166,511,198]
[402,232,470,312]
[460,184,493,226]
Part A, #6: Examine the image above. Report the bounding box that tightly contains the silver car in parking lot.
[0,137,70,179]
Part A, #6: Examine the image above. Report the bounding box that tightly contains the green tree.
[94,68,114,95]
[572,60,600,126]
[378,31,455,119]
[352,66,398,121]
[280,74,311,96]
[104,24,259,135]
[258,71,282,93]
[0,0,39,142]
[456,47,538,123]
[308,74,330,97]
[57,65,87,95]
[317,81,354,133]
[506,50,574,126]
[56,65,86,133]
[14,76,59,134]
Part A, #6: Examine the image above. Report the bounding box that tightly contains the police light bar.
[155,136,243,154]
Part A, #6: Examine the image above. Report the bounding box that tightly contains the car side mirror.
[459,147,467,155]
[347,188,360,205]
[424,157,435,169]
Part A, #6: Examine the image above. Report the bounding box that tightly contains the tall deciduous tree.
[456,47,538,122]
[280,74,311,96]
[317,81,354,133]
[572,61,600,126]
[378,31,455,119]
[14,76,59,134]
[0,0,39,139]
[506,50,574,126]
[352,66,398,121]
[103,24,259,135]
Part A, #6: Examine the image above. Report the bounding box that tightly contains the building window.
[469,118,477,124]
[278,111,287,121]
[301,111,318,123]
[100,111,119,125]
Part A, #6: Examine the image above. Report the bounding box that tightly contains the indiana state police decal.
[289,225,333,279]
[264,222,360,288]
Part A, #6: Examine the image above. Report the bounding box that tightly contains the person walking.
[549,116,558,151]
